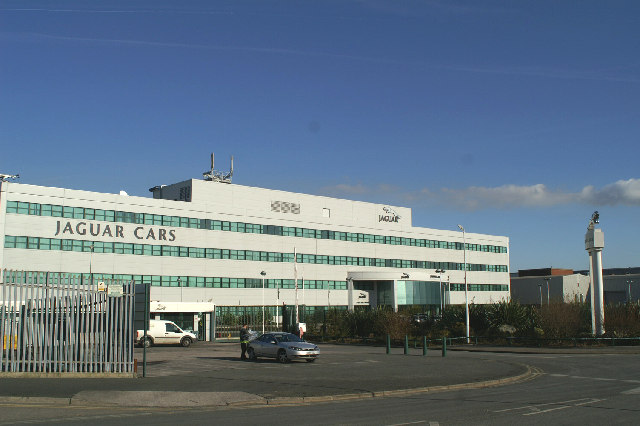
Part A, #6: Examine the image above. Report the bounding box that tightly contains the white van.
[136,320,197,348]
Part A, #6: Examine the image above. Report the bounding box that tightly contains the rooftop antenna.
[203,153,233,183]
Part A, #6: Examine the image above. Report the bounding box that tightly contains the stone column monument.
[585,211,605,336]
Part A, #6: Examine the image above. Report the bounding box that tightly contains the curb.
[448,346,640,355]
[0,365,541,409]
[235,363,540,407]
[0,396,72,405]
[0,372,136,379]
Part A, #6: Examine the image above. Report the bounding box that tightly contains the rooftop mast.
[203,153,233,183]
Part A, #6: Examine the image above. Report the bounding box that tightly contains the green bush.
[537,302,591,338]
[605,303,640,337]
[307,301,640,342]
[486,300,537,335]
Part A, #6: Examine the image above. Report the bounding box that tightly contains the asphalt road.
[1,343,639,425]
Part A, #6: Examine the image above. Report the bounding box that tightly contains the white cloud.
[579,179,640,206]
[323,179,640,211]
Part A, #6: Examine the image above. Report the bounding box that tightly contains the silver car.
[247,332,320,363]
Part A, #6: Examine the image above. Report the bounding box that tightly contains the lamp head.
[457,224,464,231]
[587,211,600,230]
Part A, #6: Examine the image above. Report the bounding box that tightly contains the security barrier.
[1,270,135,374]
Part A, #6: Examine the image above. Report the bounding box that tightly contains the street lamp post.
[457,225,469,343]
[538,284,543,307]
[89,244,95,285]
[261,271,266,334]
[435,269,445,313]
[178,277,182,302]
[545,278,550,305]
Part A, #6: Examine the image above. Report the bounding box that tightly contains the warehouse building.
[0,168,510,340]
[511,267,640,306]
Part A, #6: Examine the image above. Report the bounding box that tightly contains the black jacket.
[240,327,250,342]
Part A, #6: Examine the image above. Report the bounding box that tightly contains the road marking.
[524,398,603,416]
[385,421,433,426]
[494,397,604,416]
[546,373,640,384]
[0,411,155,425]
[622,387,640,394]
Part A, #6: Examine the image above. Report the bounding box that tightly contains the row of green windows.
[3,270,507,293]
[216,305,346,317]
[6,200,508,254]
[4,235,509,273]
[449,284,510,292]
[2,270,348,290]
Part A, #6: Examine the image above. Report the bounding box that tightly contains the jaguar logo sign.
[379,206,401,223]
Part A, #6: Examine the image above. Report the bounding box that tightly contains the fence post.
[423,336,427,356]
[404,335,409,355]
[386,334,391,354]
[442,337,447,357]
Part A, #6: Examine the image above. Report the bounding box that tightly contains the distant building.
[511,270,589,305]
[511,268,640,305]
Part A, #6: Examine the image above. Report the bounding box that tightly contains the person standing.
[240,324,250,360]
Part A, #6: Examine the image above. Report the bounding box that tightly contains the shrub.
[537,301,591,338]
[605,303,640,337]
[486,300,537,335]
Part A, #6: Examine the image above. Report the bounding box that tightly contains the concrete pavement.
[1,342,632,408]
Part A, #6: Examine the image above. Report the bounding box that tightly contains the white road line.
[494,397,602,414]
[385,421,429,426]
[523,398,603,416]
[546,373,640,384]
[0,412,155,425]
[622,387,640,394]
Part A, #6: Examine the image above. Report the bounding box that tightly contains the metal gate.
[213,305,306,340]
[1,270,135,374]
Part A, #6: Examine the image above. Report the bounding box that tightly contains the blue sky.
[1,1,639,272]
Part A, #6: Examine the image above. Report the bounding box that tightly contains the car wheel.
[277,349,289,363]
[180,337,192,348]
[142,337,153,348]
[247,347,257,360]
[306,358,316,363]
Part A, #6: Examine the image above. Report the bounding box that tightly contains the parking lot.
[131,341,526,399]
[0,341,527,403]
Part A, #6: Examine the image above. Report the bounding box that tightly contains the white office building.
[0,174,510,339]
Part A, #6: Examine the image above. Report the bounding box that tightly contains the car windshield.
[274,334,304,343]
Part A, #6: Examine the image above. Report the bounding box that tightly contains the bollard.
[404,335,409,355]
[442,336,447,357]
[386,334,391,354]
[423,336,427,356]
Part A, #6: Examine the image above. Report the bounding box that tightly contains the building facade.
[1,178,511,339]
